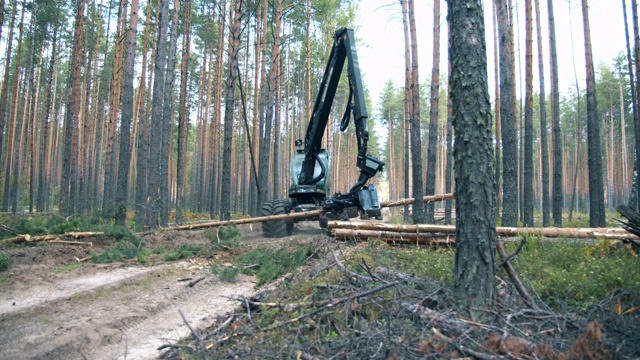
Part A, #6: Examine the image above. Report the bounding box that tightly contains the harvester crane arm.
[298,28,384,203]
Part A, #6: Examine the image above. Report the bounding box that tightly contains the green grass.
[53,262,83,273]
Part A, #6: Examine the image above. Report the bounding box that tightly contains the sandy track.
[0,260,256,360]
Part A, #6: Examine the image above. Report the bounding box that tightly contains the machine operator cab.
[289,139,330,206]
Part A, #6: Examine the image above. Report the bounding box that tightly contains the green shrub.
[239,244,316,286]
[219,266,239,282]
[502,237,640,310]
[163,244,205,261]
[91,237,147,264]
[0,252,10,271]
[205,224,241,251]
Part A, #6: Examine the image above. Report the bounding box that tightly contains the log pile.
[329,221,640,244]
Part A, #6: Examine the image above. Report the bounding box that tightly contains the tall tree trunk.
[449,0,497,310]
[37,21,58,212]
[115,0,139,225]
[401,0,411,223]
[581,0,605,226]
[60,0,85,216]
[102,0,128,217]
[147,0,169,228]
[444,58,453,225]
[272,4,284,201]
[259,0,283,207]
[406,0,425,224]
[159,0,180,226]
[630,0,640,210]
[249,2,264,216]
[535,0,550,226]
[0,0,17,190]
[548,0,563,226]
[425,0,441,224]
[523,0,534,226]
[134,0,154,227]
[210,3,226,218]
[497,0,518,226]
[492,0,502,216]
[26,3,39,214]
[219,0,243,220]
[176,0,191,223]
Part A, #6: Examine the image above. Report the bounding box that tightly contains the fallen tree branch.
[187,276,205,288]
[497,240,539,311]
[432,328,502,360]
[218,281,399,343]
[259,281,399,333]
[179,309,209,360]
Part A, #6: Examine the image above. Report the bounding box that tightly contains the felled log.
[1,231,103,244]
[168,209,325,231]
[329,221,640,241]
[332,228,455,245]
[380,193,453,208]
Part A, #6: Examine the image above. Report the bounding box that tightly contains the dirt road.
[0,226,306,359]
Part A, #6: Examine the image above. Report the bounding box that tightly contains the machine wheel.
[261,199,293,238]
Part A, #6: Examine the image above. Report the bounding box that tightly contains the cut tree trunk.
[328,221,639,241]
[2,232,103,244]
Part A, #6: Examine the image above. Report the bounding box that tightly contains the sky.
[354,0,628,118]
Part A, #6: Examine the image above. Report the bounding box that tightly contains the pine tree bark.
[581,0,606,227]
[448,0,497,309]
[425,0,441,224]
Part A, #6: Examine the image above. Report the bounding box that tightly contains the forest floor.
[1,218,639,359]
[0,221,323,360]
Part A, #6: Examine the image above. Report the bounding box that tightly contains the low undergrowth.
[161,238,639,360]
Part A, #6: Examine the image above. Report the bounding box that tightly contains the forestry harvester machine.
[261,28,385,238]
